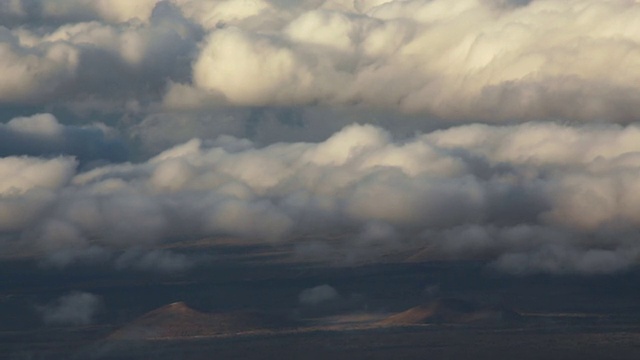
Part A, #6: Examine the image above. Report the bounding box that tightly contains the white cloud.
[173,0,273,30]
[164,0,640,122]
[191,27,317,106]
[4,1,640,275]
[2,122,640,273]
[7,113,64,136]
[0,156,75,195]
[0,4,195,106]
[0,35,79,101]
[2,0,640,122]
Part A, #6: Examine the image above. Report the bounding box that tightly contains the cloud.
[160,0,640,122]
[0,0,638,123]
[38,291,103,326]
[0,2,196,108]
[1,122,640,273]
[190,27,317,106]
[0,113,127,163]
[0,155,75,195]
[114,248,195,273]
[3,1,640,276]
[0,0,160,26]
[174,0,274,30]
[299,284,341,306]
[297,284,365,316]
[0,29,78,102]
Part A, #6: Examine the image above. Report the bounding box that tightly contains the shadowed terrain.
[380,298,522,326]
[3,258,640,360]
[108,301,296,340]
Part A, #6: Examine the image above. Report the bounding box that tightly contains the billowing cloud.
[1,122,640,274]
[0,0,638,123]
[2,1,640,276]
[0,0,159,26]
[165,0,640,122]
[0,113,126,163]
[0,1,196,108]
[0,155,75,233]
[38,291,103,326]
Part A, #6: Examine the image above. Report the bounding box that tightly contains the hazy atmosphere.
[3,1,640,359]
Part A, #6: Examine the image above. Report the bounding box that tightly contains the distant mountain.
[381,298,522,325]
[109,302,295,340]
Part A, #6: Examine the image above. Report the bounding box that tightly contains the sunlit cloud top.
[2,0,640,274]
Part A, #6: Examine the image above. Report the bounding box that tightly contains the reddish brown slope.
[109,302,294,340]
[381,298,521,325]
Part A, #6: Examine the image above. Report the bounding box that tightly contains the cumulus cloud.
[1,122,640,273]
[0,1,196,108]
[0,113,126,163]
[160,0,640,122]
[38,291,103,326]
[0,0,159,26]
[0,0,638,123]
[3,1,640,276]
[0,156,75,233]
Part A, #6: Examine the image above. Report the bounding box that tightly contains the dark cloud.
[0,113,127,163]
[0,0,159,27]
[297,284,365,316]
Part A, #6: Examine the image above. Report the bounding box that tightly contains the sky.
[2,0,640,275]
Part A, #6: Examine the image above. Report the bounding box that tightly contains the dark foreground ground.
[100,327,640,360]
[6,324,640,360]
[3,244,640,359]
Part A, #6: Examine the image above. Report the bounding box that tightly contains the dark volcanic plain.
[2,243,640,360]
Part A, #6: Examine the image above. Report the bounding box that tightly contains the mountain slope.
[109,302,294,340]
[381,298,521,325]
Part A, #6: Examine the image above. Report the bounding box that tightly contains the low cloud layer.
[2,1,640,275]
[299,285,341,306]
[38,291,103,326]
[2,122,640,274]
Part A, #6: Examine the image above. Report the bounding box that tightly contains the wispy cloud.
[38,291,103,326]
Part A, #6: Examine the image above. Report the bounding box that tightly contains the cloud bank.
[1,122,640,273]
[2,0,640,122]
[2,0,638,126]
[2,1,640,275]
